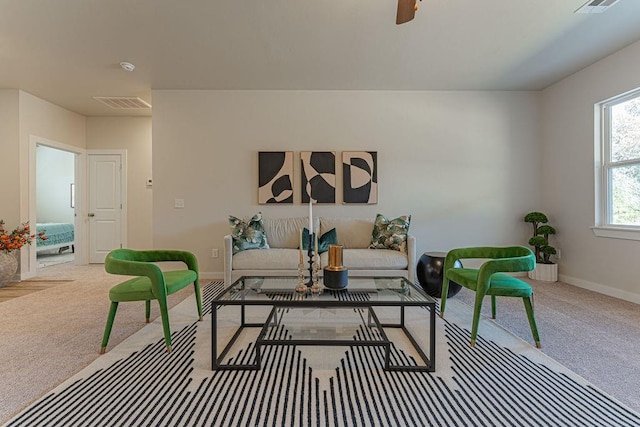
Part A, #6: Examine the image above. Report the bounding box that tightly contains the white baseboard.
[559,273,640,304]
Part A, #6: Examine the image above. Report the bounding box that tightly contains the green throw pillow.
[369,213,411,252]
[301,228,338,254]
[229,213,270,254]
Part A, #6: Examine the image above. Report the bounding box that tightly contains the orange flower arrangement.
[0,220,46,253]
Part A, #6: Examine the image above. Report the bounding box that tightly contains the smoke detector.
[575,0,620,13]
[120,61,136,72]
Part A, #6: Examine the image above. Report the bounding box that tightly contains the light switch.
[174,198,185,208]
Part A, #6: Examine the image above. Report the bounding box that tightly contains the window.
[594,88,640,240]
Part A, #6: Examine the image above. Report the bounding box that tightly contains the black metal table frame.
[212,282,436,373]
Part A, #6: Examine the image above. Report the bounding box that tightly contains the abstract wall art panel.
[258,151,294,204]
[342,151,378,204]
[301,151,336,203]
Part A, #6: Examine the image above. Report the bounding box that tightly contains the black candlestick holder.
[306,232,315,286]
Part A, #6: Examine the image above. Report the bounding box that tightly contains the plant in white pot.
[524,212,558,282]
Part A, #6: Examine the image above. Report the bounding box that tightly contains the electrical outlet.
[556,249,561,259]
[211,248,219,258]
[174,198,184,208]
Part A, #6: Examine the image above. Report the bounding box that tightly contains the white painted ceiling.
[1,0,640,117]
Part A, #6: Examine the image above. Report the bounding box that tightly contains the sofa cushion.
[319,218,373,249]
[232,247,408,271]
[301,228,337,254]
[233,248,301,270]
[369,214,411,253]
[264,217,320,249]
[229,213,270,254]
[341,249,409,270]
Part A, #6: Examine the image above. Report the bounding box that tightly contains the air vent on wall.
[575,0,620,13]
[93,96,152,109]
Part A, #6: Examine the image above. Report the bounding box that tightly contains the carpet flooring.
[36,251,75,268]
[4,281,639,426]
[455,278,640,412]
[0,263,193,424]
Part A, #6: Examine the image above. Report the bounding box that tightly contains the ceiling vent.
[575,0,620,13]
[93,96,152,109]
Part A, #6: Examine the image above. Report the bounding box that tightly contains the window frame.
[593,88,640,241]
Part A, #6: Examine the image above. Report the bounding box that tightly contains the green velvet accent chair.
[100,249,203,354]
[440,246,541,348]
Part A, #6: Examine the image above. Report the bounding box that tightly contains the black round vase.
[323,268,349,290]
[416,252,462,298]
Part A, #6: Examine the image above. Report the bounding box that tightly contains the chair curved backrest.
[444,246,535,295]
[106,248,199,274]
[443,246,534,272]
[105,249,199,297]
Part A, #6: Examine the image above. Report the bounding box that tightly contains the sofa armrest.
[224,234,233,286]
[407,234,417,284]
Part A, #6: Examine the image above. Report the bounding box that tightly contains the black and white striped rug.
[6,281,640,427]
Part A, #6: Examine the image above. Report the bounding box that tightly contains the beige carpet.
[36,251,75,268]
[0,263,194,424]
[456,278,640,413]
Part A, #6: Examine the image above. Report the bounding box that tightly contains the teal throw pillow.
[301,228,338,254]
[369,214,411,252]
[229,212,270,254]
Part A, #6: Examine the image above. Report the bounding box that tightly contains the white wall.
[0,90,20,226]
[36,145,75,223]
[541,39,640,302]
[152,90,541,276]
[86,117,153,249]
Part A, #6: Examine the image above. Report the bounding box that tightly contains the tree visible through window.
[602,93,640,226]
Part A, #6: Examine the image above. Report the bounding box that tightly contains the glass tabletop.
[213,276,436,306]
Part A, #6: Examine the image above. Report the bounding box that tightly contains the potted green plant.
[523,211,558,282]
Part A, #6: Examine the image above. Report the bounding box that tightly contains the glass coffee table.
[212,276,436,372]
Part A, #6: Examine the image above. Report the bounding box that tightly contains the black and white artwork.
[301,151,336,203]
[343,151,378,204]
[258,151,294,204]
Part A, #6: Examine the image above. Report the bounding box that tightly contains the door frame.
[28,135,87,278]
[88,149,128,262]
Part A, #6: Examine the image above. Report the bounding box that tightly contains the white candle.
[299,229,304,264]
[314,232,319,264]
[308,199,313,234]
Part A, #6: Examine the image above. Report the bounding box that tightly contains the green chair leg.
[100,301,119,354]
[491,295,497,319]
[193,280,203,321]
[523,296,541,348]
[440,278,450,318]
[145,300,151,323]
[470,294,484,347]
[157,298,173,353]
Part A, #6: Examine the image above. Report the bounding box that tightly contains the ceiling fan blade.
[396,0,416,24]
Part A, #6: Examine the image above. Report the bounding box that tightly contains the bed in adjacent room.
[36,222,74,253]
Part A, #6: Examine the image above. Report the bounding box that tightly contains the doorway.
[28,135,86,279]
[35,145,76,269]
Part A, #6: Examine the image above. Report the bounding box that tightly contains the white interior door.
[88,154,123,263]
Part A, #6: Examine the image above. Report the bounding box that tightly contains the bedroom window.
[594,88,640,240]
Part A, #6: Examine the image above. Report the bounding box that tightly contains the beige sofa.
[224,216,416,286]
